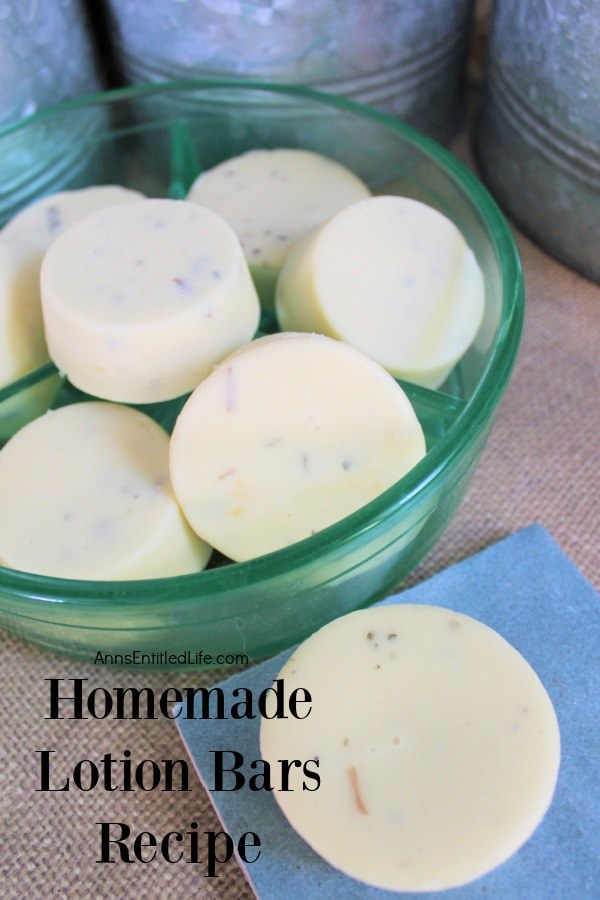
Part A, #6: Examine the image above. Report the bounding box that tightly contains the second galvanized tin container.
[103,0,474,144]
[476,0,600,282]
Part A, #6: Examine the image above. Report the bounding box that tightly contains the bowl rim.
[0,78,524,608]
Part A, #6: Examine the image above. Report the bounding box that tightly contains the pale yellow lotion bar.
[0,185,144,250]
[0,187,143,430]
[0,186,144,378]
[260,605,561,892]
[276,196,485,388]
[40,199,260,403]
[187,148,371,309]
[169,332,425,561]
[0,237,48,388]
[0,402,211,579]
[0,237,60,439]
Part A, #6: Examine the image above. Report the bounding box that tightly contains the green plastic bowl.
[0,80,523,666]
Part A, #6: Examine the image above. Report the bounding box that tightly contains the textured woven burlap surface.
[1,149,599,899]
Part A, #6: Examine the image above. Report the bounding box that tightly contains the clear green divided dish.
[0,80,523,665]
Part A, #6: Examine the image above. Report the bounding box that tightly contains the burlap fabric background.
[1,135,598,899]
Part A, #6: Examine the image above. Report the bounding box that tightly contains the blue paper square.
[177,525,600,898]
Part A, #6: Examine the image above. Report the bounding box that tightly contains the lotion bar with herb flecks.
[169,332,425,561]
[1,185,144,250]
[187,148,371,309]
[276,195,485,388]
[0,402,211,579]
[40,199,260,403]
[260,604,561,892]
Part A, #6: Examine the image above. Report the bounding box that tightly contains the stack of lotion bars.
[0,148,484,580]
[0,150,562,896]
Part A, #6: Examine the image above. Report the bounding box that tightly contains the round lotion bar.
[0,237,61,439]
[0,402,211,579]
[40,199,260,402]
[170,332,425,561]
[1,185,144,250]
[260,605,561,892]
[187,148,371,309]
[0,237,48,388]
[276,195,485,388]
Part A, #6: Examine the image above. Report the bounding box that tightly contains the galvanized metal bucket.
[476,0,600,282]
[0,0,106,223]
[103,0,474,144]
[0,0,101,128]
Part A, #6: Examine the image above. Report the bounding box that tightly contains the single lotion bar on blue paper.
[260,604,560,892]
